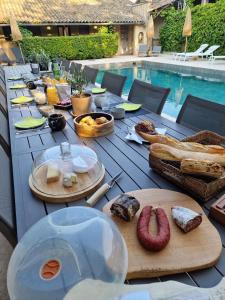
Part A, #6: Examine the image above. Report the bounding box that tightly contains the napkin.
[125,126,167,144]
[56,84,71,101]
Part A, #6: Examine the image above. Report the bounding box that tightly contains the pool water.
[96,64,225,119]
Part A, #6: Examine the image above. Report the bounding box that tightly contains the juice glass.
[47,86,59,105]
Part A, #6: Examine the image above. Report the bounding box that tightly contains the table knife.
[86,171,123,207]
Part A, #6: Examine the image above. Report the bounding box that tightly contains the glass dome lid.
[7,207,128,300]
[31,142,104,197]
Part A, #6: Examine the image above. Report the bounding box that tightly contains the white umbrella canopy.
[182,7,192,52]
[146,14,154,56]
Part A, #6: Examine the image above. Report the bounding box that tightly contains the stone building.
[0,0,174,56]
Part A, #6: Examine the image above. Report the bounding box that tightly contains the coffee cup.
[48,113,66,131]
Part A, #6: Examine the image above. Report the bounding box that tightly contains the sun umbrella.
[146,14,154,56]
[182,7,192,53]
[9,17,23,42]
[9,16,24,63]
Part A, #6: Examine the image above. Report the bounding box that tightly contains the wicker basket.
[149,131,225,202]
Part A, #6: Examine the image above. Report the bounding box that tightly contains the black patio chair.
[69,62,82,74]
[128,79,170,115]
[0,109,10,156]
[0,67,5,82]
[0,77,6,96]
[176,94,225,135]
[83,65,98,84]
[0,143,17,247]
[101,71,127,97]
[61,59,71,72]
[0,92,7,117]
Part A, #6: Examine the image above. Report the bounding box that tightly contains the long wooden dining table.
[4,64,225,288]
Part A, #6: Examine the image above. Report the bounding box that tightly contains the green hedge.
[160,0,225,55]
[20,33,118,61]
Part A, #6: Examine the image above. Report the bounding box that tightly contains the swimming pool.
[96,63,225,119]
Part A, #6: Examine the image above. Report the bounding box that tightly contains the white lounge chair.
[198,45,220,59]
[174,44,209,61]
[209,55,225,62]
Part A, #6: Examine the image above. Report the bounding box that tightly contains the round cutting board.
[103,189,222,279]
[29,165,105,203]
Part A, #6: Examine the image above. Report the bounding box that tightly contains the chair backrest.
[0,109,10,155]
[101,71,127,96]
[128,79,170,115]
[194,44,209,54]
[0,143,16,246]
[61,60,71,72]
[138,44,148,53]
[176,94,225,135]
[83,65,98,84]
[0,67,5,82]
[202,45,220,56]
[11,47,24,64]
[152,46,162,54]
[70,62,82,74]
[0,92,7,116]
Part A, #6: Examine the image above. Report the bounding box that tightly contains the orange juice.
[47,86,59,105]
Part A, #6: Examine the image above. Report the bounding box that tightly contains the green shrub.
[20,33,118,61]
[160,0,225,55]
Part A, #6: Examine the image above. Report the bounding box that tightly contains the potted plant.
[28,51,39,74]
[69,70,91,116]
[37,50,50,71]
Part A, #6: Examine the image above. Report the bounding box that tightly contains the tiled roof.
[0,0,144,25]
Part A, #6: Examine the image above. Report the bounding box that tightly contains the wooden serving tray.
[103,189,222,279]
[29,165,105,203]
[149,131,225,201]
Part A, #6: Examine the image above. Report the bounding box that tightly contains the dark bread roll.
[135,121,156,135]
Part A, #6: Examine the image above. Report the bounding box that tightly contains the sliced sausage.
[137,206,170,251]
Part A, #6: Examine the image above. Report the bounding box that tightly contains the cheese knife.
[86,171,123,207]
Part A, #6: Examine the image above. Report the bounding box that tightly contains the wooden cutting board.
[103,189,222,279]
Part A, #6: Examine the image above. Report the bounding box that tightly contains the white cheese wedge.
[63,172,78,187]
[46,163,60,183]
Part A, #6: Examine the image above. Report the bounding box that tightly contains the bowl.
[74,112,114,137]
[110,107,125,120]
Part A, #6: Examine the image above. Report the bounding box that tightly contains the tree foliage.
[160,0,225,54]
[20,33,118,60]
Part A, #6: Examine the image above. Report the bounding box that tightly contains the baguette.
[150,143,225,166]
[180,159,224,178]
[143,134,225,154]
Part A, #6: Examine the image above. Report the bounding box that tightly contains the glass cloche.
[30,142,104,199]
[7,207,128,300]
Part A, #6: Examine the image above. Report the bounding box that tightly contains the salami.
[171,206,202,233]
[137,206,170,251]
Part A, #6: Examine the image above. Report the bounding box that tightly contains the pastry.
[135,121,156,136]
[150,143,225,166]
[95,117,108,125]
[181,159,224,178]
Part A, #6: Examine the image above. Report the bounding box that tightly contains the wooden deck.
[5,65,225,288]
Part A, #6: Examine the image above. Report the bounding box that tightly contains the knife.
[86,171,123,207]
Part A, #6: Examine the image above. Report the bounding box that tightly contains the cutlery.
[15,125,49,135]
[86,171,123,207]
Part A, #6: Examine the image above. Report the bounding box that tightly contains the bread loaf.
[150,143,225,166]
[181,159,224,178]
[145,134,225,154]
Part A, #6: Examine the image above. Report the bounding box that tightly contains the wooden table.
[5,65,225,288]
